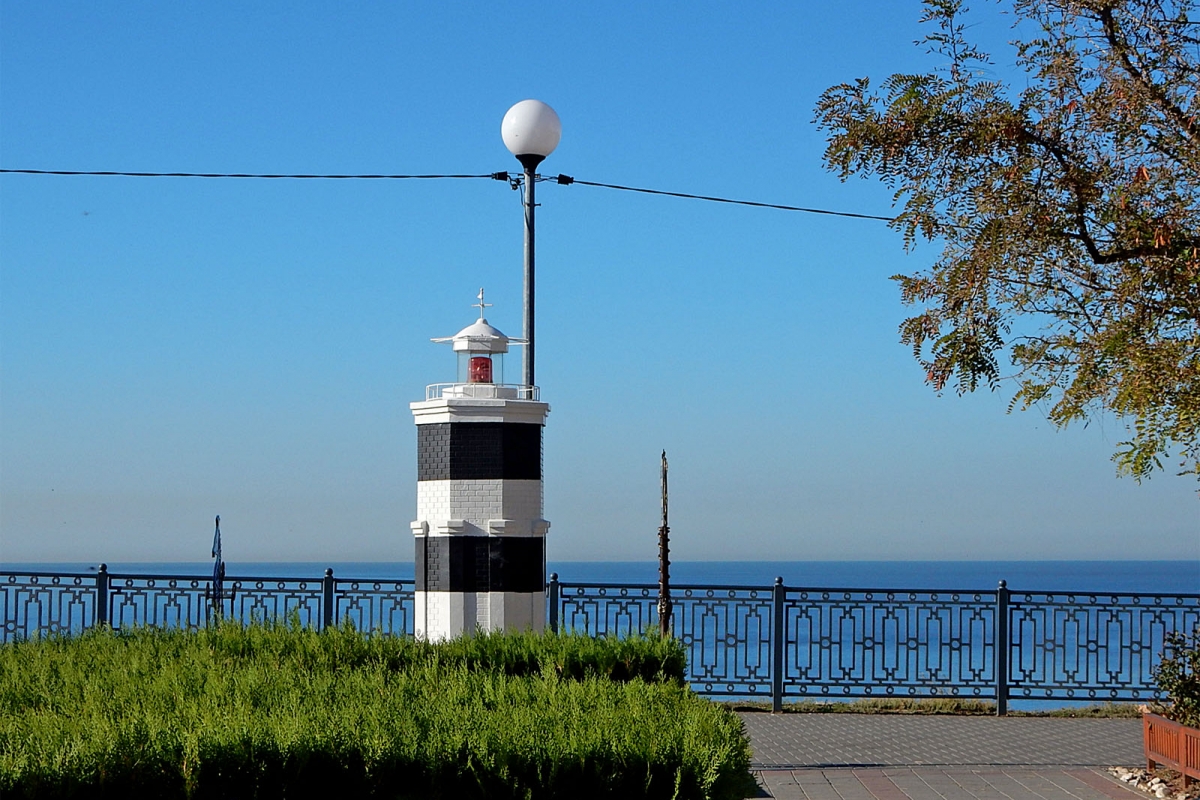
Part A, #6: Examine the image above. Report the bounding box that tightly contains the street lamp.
[502,99,561,391]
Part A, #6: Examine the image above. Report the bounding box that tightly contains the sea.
[6,560,1199,594]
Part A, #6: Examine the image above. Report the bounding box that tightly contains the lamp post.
[501,99,561,391]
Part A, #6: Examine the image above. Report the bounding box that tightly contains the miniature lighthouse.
[410,290,550,639]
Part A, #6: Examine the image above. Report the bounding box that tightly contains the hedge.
[0,623,754,799]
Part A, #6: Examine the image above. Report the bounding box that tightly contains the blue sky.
[2,1,1196,564]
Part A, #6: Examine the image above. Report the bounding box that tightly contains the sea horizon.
[5,559,1197,595]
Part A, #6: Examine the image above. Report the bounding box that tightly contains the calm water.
[7,560,1198,594]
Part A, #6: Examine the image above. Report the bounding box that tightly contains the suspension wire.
[544,174,896,222]
[0,169,500,180]
[0,167,896,222]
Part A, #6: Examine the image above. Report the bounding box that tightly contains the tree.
[815,0,1200,482]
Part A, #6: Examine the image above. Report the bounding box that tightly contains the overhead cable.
[541,174,896,222]
[1,167,896,222]
[0,169,500,180]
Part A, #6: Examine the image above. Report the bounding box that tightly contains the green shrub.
[1152,626,1200,728]
[0,624,751,799]
[94,619,686,684]
[404,625,688,684]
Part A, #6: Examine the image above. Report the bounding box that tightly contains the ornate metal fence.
[1,571,97,640]
[1006,590,1199,704]
[547,575,1199,713]
[783,586,998,703]
[4,567,1196,714]
[334,577,414,634]
[1,566,415,640]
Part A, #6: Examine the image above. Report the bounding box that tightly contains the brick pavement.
[738,714,1149,799]
[751,768,1146,799]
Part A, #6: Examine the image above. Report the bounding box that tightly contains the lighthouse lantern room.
[428,290,519,397]
[410,289,550,640]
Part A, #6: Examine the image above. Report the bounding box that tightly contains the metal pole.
[995,579,1009,716]
[658,451,672,637]
[772,576,785,712]
[548,572,560,633]
[522,165,536,389]
[95,563,109,628]
[323,568,335,630]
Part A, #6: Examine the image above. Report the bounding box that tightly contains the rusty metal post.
[658,450,672,637]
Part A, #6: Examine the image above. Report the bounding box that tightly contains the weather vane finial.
[473,287,492,320]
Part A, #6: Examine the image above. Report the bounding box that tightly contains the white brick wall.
[417,591,544,639]
[493,592,544,632]
[417,480,543,535]
[502,480,542,521]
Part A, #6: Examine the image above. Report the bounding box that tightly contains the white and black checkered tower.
[410,289,549,639]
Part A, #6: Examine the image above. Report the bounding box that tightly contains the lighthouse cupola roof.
[431,288,525,354]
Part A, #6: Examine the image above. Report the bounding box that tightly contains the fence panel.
[1008,591,1200,702]
[558,582,658,635]
[1,572,97,642]
[783,588,997,701]
[675,585,774,697]
[106,573,325,630]
[556,582,775,697]
[220,576,324,629]
[108,574,213,631]
[334,579,414,635]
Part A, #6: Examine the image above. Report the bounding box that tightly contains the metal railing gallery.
[3,566,1196,714]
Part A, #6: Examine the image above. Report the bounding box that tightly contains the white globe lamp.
[502,100,562,169]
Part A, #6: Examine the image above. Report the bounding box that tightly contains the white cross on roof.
[472,287,492,320]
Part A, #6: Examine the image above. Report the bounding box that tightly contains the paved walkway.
[738,714,1149,799]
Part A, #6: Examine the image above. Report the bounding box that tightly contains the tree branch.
[1097,7,1200,147]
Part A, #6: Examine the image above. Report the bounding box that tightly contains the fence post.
[548,573,559,633]
[322,569,335,630]
[772,576,785,713]
[95,564,109,628]
[995,579,1009,717]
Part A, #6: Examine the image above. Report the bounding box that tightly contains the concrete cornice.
[410,397,550,425]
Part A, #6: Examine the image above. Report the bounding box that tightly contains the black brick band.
[417,422,541,481]
[415,536,545,593]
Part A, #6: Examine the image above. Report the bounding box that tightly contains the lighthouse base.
[413,590,545,640]
[412,531,546,640]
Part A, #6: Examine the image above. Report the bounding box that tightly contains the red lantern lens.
[468,356,493,384]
